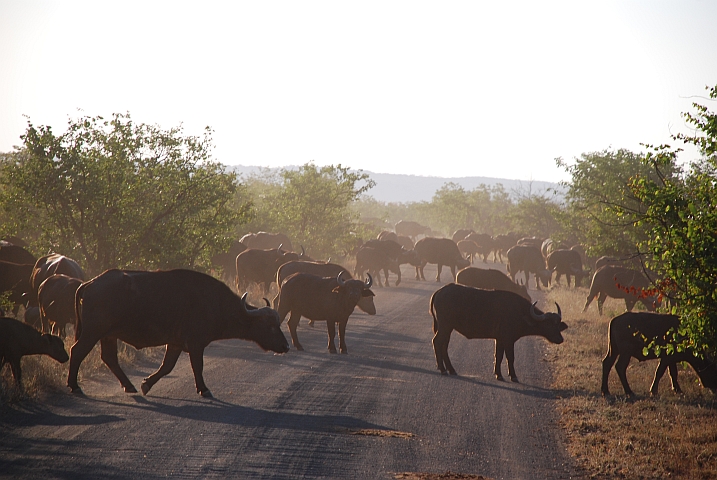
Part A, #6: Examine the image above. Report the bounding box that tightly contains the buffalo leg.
[494,341,506,380]
[614,354,634,396]
[435,264,443,282]
[326,320,337,353]
[67,337,98,393]
[100,337,137,393]
[601,351,618,396]
[597,293,607,315]
[188,347,211,397]
[505,342,519,382]
[434,328,456,375]
[583,293,595,313]
[667,362,682,393]
[338,320,348,354]
[624,297,637,312]
[141,344,183,395]
[449,266,457,282]
[9,358,22,387]
[394,267,401,287]
[287,313,304,351]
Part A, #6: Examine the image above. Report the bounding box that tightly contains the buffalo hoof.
[440,371,447,375]
[510,377,520,383]
[124,385,138,393]
[69,386,84,395]
[140,381,152,396]
[340,349,348,354]
[200,390,213,398]
[329,349,337,354]
[294,345,304,351]
[495,375,505,381]
[448,370,457,376]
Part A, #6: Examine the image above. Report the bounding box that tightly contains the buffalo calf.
[0,317,69,388]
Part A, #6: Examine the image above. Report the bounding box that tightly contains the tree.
[630,84,717,355]
[0,113,244,275]
[556,149,679,257]
[246,163,375,259]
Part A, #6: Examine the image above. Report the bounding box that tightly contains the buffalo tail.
[74,282,87,342]
[429,291,438,334]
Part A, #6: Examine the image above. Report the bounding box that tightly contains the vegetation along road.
[0,264,577,479]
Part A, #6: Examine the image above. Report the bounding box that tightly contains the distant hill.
[229,165,563,203]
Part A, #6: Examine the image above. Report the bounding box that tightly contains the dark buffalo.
[430,283,566,380]
[395,220,431,239]
[451,229,475,243]
[235,247,299,294]
[506,245,551,290]
[0,261,34,315]
[377,230,399,243]
[396,235,415,250]
[414,237,471,282]
[24,306,41,330]
[0,317,68,388]
[457,239,481,264]
[464,233,495,263]
[601,312,717,396]
[0,244,36,266]
[456,267,531,302]
[583,265,658,315]
[516,236,544,249]
[68,269,289,397]
[276,272,374,354]
[594,255,622,271]
[29,254,85,307]
[355,246,401,287]
[362,239,404,260]
[275,261,376,315]
[38,274,83,337]
[546,249,590,288]
[240,231,294,252]
[211,241,247,283]
[492,233,518,263]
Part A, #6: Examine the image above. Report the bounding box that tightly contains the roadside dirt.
[0,264,579,479]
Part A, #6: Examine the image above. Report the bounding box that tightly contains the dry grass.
[1,324,164,405]
[545,287,717,479]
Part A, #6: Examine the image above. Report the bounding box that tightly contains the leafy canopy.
[0,113,243,275]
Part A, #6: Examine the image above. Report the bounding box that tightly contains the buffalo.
[395,220,431,240]
[0,317,69,388]
[355,246,401,287]
[396,235,415,250]
[28,254,85,307]
[457,240,481,264]
[464,233,495,263]
[456,267,531,302]
[583,265,658,315]
[0,244,36,266]
[211,241,247,283]
[275,260,377,316]
[414,237,471,282]
[430,283,566,380]
[38,274,83,337]
[451,228,475,243]
[546,249,589,288]
[377,230,399,243]
[235,246,299,294]
[506,245,551,290]
[0,261,34,315]
[68,269,290,397]
[601,312,717,396]
[276,272,374,354]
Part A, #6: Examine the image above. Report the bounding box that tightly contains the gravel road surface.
[0,264,578,479]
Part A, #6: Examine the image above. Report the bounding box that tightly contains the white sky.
[1,1,715,183]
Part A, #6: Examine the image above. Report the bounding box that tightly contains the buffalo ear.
[559,322,568,331]
[362,289,375,297]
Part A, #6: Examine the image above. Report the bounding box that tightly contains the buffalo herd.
[1,229,715,401]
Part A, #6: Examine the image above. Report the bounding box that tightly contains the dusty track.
[0,264,577,479]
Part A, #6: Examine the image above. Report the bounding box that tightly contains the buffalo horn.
[337,271,347,286]
[263,297,271,307]
[301,245,306,256]
[529,301,547,321]
[277,243,284,253]
[555,302,562,319]
[239,292,249,314]
[364,273,373,288]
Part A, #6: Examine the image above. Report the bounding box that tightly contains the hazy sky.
[1,1,715,183]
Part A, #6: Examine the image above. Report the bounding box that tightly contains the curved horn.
[277,243,284,252]
[326,257,331,264]
[239,292,249,314]
[263,297,271,307]
[364,272,373,288]
[301,245,306,256]
[530,301,547,321]
[337,271,347,286]
[555,302,562,320]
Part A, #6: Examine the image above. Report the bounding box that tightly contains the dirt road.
[0,265,577,479]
